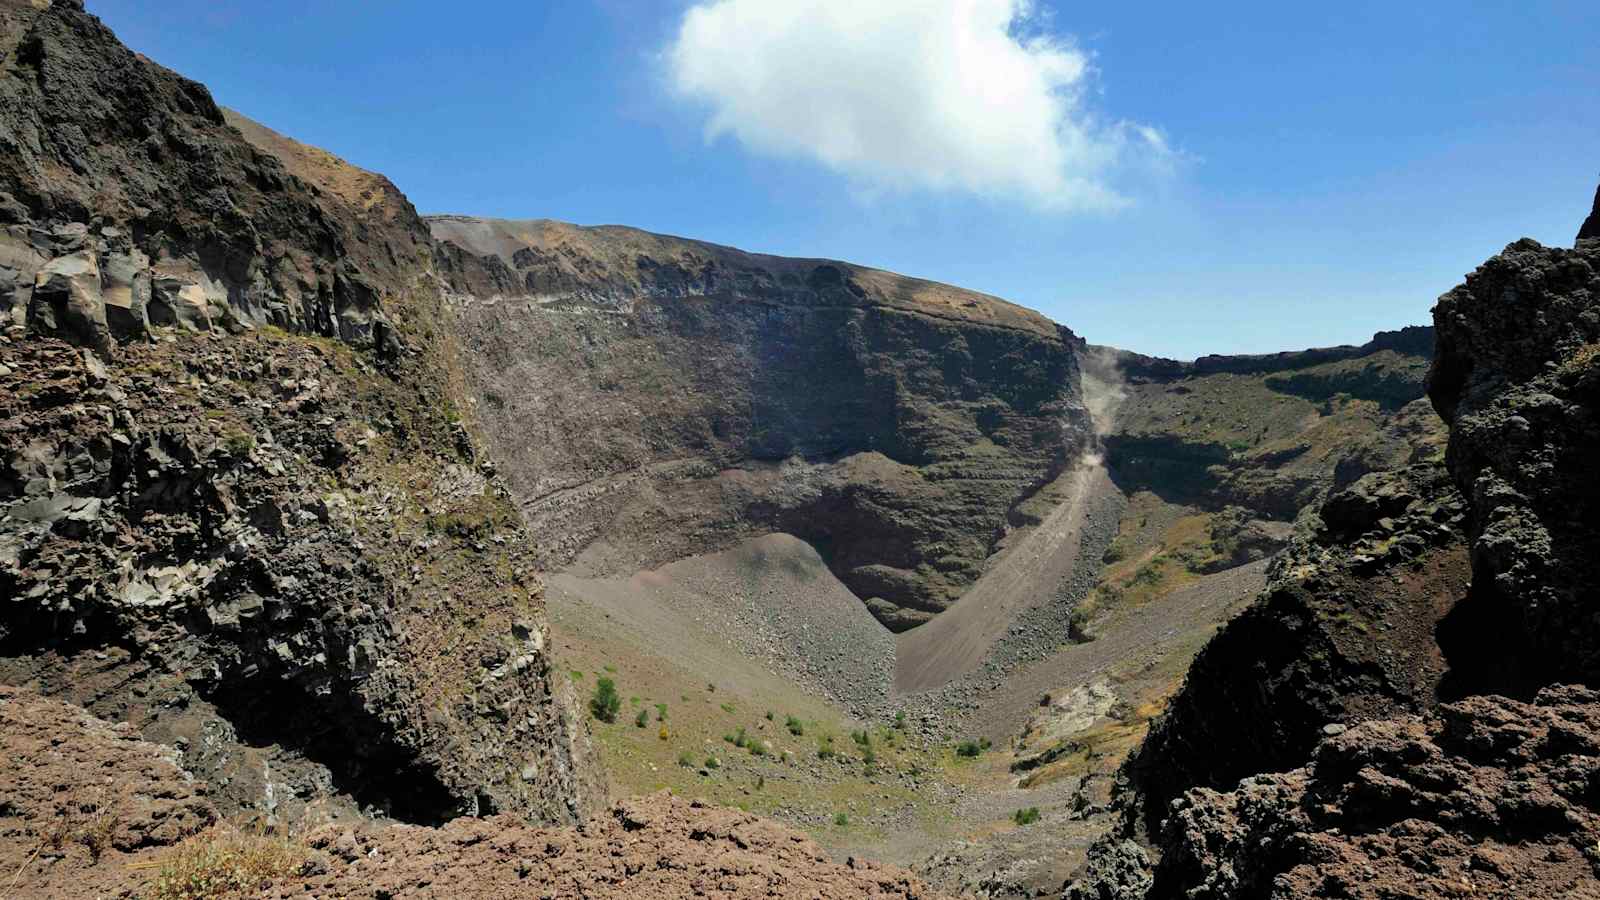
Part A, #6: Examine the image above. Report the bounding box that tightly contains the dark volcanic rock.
[1126,463,1470,832]
[1430,236,1600,689]
[427,217,1091,629]
[1071,191,1600,900]
[0,0,595,826]
[0,0,427,346]
[1151,687,1600,900]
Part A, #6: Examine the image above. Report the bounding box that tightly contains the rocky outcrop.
[429,217,1091,630]
[1152,687,1600,900]
[1125,463,1470,831]
[1069,198,1600,900]
[0,0,595,828]
[0,0,427,349]
[1579,181,1599,244]
[1430,235,1600,689]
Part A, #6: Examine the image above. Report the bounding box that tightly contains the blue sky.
[90,1,1598,359]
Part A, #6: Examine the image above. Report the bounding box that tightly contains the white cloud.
[664,0,1171,211]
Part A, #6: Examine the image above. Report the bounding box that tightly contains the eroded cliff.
[429,216,1092,630]
[0,0,596,826]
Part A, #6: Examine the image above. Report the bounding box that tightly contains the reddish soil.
[0,685,217,899]
[0,685,951,899]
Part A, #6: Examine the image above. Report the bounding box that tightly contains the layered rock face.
[0,0,421,349]
[429,217,1091,630]
[0,0,594,826]
[1092,327,1443,522]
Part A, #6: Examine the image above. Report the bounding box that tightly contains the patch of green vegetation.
[834,813,850,827]
[1013,807,1041,826]
[655,702,669,721]
[785,716,805,736]
[222,429,256,456]
[634,709,649,728]
[589,677,620,723]
[720,702,737,714]
[426,486,516,539]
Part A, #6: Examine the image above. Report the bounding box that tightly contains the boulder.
[149,272,215,332]
[29,250,107,349]
[101,247,150,339]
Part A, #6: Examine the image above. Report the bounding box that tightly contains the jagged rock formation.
[0,0,421,349]
[1153,687,1600,899]
[1126,462,1470,831]
[1069,202,1600,899]
[1431,235,1600,689]
[429,217,1091,630]
[1090,328,1443,521]
[0,0,595,826]
[1579,182,1599,244]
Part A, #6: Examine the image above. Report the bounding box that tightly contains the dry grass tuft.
[141,827,309,900]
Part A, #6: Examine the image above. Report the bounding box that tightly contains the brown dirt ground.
[0,685,952,899]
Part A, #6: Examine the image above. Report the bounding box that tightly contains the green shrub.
[705,756,721,769]
[748,740,767,757]
[720,702,737,714]
[678,751,695,768]
[634,709,649,728]
[1013,807,1041,826]
[589,677,621,723]
[956,740,982,758]
[765,710,774,721]
[893,711,907,730]
[655,702,669,722]
[834,813,850,827]
[785,716,805,736]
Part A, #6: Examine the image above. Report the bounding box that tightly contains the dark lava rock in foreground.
[1154,686,1600,899]
[1070,192,1600,899]
[1431,234,1600,689]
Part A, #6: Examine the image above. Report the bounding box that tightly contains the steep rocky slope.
[1069,202,1600,899]
[1091,327,1442,521]
[0,0,595,826]
[429,216,1091,630]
